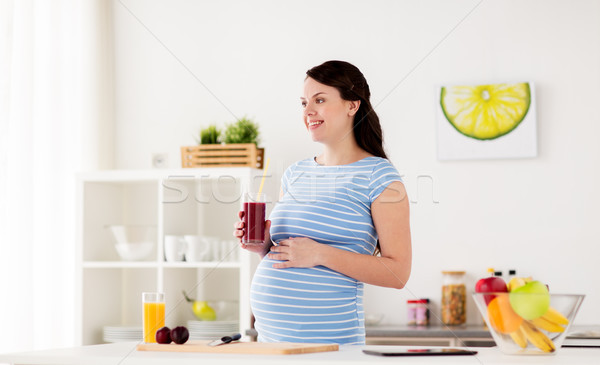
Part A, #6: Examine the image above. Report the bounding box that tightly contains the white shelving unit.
[75,168,262,345]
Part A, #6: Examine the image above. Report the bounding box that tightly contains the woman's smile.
[307,120,324,129]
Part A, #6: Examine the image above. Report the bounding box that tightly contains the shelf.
[78,167,259,182]
[77,169,258,345]
[82,261,242,269]
[161,261,241,269]
[82,261,158,269]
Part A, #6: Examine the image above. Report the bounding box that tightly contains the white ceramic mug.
[164,235,186,262]
[184,235,212,262]
[218,240,239,262]
[209,238,223,261]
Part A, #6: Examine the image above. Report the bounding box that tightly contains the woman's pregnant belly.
[249,255,366,345]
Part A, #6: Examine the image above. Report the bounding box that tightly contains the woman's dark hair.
[306,60,387,159]
[307,61,387,256]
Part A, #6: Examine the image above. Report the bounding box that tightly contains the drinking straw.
[257,157,271,199]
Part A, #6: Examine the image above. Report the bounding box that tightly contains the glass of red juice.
[242,192,267,245]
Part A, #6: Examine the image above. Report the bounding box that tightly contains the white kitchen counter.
[0,342,598,365]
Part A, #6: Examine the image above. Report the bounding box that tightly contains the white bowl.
[187,300,240,321]
[365,313,384,326]
[208,300,240,321]
[106,225,156,261]
[114,242,153,261]
[473,293,585,355]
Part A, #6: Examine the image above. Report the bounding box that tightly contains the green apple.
[509,280,550,320]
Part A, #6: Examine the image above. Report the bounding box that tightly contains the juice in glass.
[142,292,165,343]
[243,193,266,245]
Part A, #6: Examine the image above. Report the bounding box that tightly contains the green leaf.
[223,117,260,145]
[198,124,221,144]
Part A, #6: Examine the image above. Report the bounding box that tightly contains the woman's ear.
[348,100,361,116]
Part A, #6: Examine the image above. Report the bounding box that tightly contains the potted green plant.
[223,117,260,145]
[181,117,264,169]
[197,124,221,144]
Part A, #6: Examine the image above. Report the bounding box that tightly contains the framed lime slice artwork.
[441,83,531,140]
[436,82,537,160]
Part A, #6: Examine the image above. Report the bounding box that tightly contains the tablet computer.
[363,348,478,356]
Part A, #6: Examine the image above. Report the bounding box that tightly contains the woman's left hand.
[267,237,326,269]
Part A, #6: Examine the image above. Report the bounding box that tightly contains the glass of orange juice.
[142,292,165,343]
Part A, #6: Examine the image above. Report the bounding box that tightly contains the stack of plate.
[103,326,143,343]
[187,320,239,340]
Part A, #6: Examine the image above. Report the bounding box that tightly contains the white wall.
[110,0,600,325]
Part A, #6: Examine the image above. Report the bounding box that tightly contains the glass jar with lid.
[406,300,417,325]
[415,299,430,326]
[407,299,430,326]
[441,271,466,325]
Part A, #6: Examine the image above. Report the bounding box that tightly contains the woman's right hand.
[233,211,272,256]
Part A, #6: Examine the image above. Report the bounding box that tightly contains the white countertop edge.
[1,342,599,365]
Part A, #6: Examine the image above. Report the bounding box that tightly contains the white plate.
[187,320,238,326]
[103,326,143,331]
[102,325,143,342]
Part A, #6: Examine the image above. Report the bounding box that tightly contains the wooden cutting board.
[137,340,338,355]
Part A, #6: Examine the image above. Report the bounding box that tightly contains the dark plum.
[155,326,171,344]
[171,326,189,345]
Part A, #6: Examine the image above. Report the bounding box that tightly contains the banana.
[541,306,569,325]
[507,277,527,292]
[521,321,555,353]
[530,316,565,333]
[509,327,528,348]
[507,276,534,292]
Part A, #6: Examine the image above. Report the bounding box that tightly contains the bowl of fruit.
[473,276,584,355]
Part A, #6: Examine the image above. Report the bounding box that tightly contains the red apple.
[475,277,508,305]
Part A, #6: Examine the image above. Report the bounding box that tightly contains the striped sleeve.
[368,159,403,203]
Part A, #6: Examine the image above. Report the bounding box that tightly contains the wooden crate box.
[181,144,264,169]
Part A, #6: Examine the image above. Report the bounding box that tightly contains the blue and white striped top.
[250,156,403,345]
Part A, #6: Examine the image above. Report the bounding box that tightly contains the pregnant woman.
[233,60,412,345]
